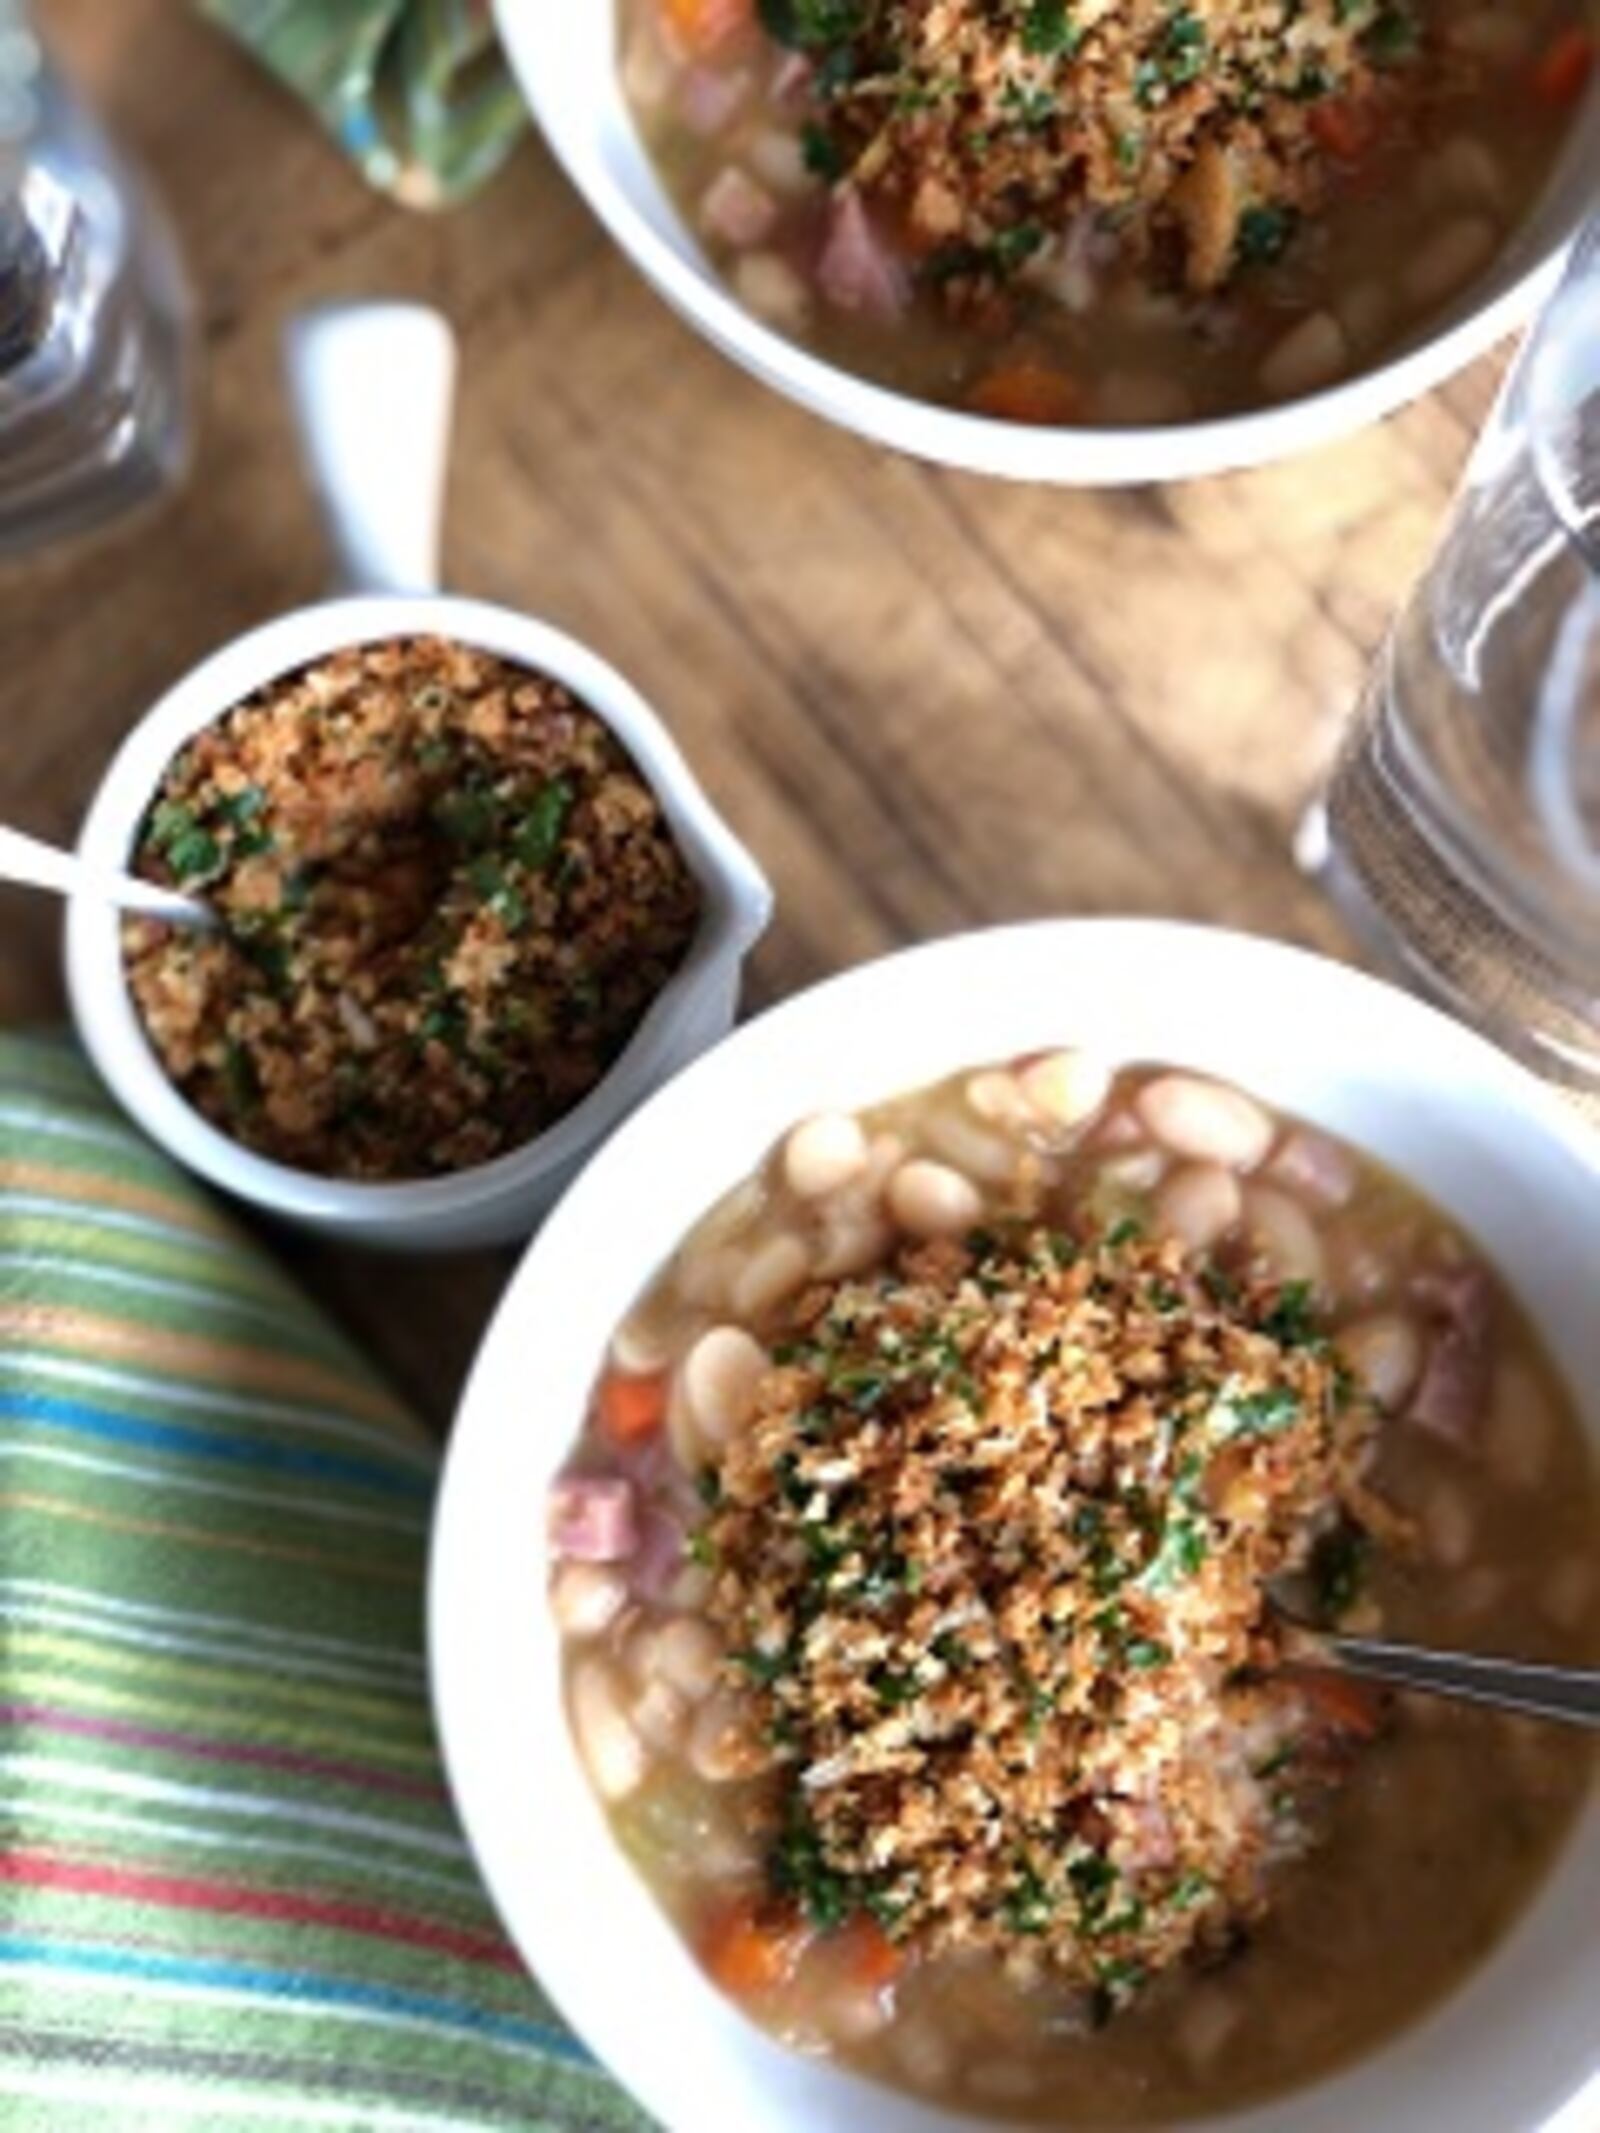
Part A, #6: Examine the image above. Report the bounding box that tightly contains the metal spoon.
[0,824,216,928]
[1272,1599,1600,1730]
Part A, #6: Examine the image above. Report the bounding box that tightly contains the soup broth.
[548,1054,1596,2121]
[619,1,1594,424]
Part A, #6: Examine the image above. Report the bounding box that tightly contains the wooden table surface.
[3,0,1503,1432]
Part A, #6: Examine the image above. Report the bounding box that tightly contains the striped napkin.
[198,0,527,205]
[0,1032,648,2130]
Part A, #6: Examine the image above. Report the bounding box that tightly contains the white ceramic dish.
[65,307,772,1249]
[495,1,1600,486]
[431,919,1600,2133]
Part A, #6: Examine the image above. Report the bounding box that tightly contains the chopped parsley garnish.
[511,778,573,871]
[1021,0,1081,57]
[1236,201,1298,267]
[800,121,845,180]
[1310,1522,1370,1620]
[758,0,864,54]
[1211,1382,1301,1439]
[147,801,222,885]
[1002,1858,1056,1934]
[1125,1637,1171,1670]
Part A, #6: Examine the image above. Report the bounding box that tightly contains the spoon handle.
[1317,1631,1600,1730]
[0,825,214,927]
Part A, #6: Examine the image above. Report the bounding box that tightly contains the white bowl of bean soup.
[431,919,1599,2133]
[496,1,1600,481]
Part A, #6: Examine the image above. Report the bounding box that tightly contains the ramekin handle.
[283,303,457,596]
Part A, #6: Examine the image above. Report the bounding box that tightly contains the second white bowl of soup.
[431,921,1598,2133]
[497,1,1600,482]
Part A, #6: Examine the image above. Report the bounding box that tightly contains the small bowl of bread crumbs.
[67,598,773,1247]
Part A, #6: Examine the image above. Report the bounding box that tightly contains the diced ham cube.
[817,190,910,321]
[700,165,778,249]
[1408,1264,1495,1449]
[548,1474,638,1562]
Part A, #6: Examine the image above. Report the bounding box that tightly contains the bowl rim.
[429,916,1600,2133]
[494,0,1600,485]
[64,590,773,1226]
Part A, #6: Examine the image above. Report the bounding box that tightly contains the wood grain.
[2,0,1497,1427]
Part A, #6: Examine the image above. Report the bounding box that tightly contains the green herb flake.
[1021,0,1081,57]
[1125,1637,1171,1670]
[511,778,574,872]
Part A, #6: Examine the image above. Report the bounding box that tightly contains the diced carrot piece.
[965,361,1082,426]
[700,1897,804,1997]
[1308,97,1380,164]
[596,1367,668,1445]
[1532,26,1595,108]
[837,1914,903,1991]
[1290,1666,1386,1741]
[662,0,754,58]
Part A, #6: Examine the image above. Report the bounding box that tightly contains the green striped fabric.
[0,1031,649,2130]
[198,0,528,205]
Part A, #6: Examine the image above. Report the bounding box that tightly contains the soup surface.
[620,1,1594,423]
[548,1054,1596,2122]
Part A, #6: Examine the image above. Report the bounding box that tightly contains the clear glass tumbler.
[1301,219,1600,1097]
[0,0,193,558]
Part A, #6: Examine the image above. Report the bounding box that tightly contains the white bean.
[609,1309,673,1376]
[1540,1554,1597,1636]
[1240,1184,1325,1287]
[966,1068,1031,1127]
[667,1561,714,1612]
[550,1560,628,1640]
[892,2011,956,2088]
[1017,1047,1114,1131]
[620,24,676,108]
[1266,1127,1356,1209]
[731,1231,811,1320]
[1422,136,1503,213]
[682,1326,769,1445]
[570,1659,646,1801]
[813,1207,893,1279]
[1404,216,1498,313]
[822,1974,896,2044]
[1422,1476,1475,1570]
[732,250,811,334]
[1136,1074,1274,1170]
[1258,310,1348,402]
[640,1614,723,1701]
[629,1676,689,1753]
[744,126,810,195]
[1336,279,1393,359]
[1099,1147,1167,1193]
[783,1111,869,1199]
[688,1689,768,1782]
[887,1158,985,1238]
[922,1106,1018,1184]
[1155,1162,1242,1252]
[1337,1312,1423,1411]
[675,1241,739,1311]
[1176,1984,1244,2076]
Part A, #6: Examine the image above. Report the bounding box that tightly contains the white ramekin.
[431,918,1600,2133]
[64,308,772,1249]
[494,2,1600,486]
